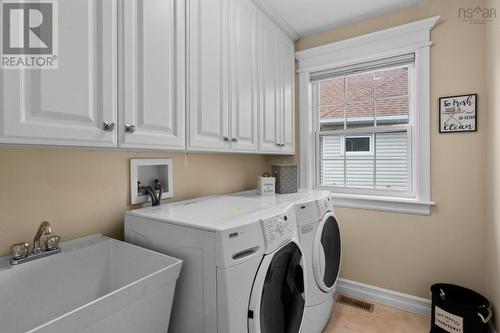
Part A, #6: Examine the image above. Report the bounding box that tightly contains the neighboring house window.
[296,16,439,215]
[316,61,412,194]
[345,136,372,154]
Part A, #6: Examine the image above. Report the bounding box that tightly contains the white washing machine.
[230,190,342,333]
[124,195,306,333]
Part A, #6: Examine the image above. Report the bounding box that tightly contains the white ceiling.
[258,0,425,40]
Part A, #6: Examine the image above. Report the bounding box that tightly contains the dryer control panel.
[261,209,296,253]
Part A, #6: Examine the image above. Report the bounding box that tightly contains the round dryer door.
[248,241,305,333]
[313,213,341,292]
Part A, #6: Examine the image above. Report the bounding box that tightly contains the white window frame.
[297,16,439,215]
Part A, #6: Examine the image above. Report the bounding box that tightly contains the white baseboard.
[337,278,432,317]
[336,279,498,330]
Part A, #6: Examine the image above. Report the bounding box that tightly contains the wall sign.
[439,94,477,133]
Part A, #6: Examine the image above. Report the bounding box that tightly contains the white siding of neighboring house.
[320,132,408,190]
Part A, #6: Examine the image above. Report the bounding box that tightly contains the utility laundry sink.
[0,234,182,333]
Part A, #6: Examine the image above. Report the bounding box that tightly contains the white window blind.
[310,53,415,82]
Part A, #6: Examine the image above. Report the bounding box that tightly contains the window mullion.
[373,71,377,127]
[343,135,347,187]
[373,72,377,189]
[373,134,377,189]
[343,78,347,186]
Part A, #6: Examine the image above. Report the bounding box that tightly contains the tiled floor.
[323,295,430,333]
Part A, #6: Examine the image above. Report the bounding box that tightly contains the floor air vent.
[336,295,375,312]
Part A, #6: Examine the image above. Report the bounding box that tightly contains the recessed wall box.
[130,159,174,205]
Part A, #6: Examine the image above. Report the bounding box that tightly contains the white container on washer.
[258,174,276,196]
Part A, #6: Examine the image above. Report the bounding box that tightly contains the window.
[297,16,438,215]
[345,136,371,153]
[315,62,412,195]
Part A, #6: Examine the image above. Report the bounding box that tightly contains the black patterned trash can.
[271,164,298,194]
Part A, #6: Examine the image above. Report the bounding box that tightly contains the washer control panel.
[261,212,296,253]
[319,195,333,212]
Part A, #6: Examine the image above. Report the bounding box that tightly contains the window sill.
[326,192,436,215]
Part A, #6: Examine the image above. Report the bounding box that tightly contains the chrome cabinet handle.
[103,122,115,131]
[223,136,229,142]
[125,124,136,133]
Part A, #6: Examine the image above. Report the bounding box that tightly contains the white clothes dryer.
[294,192,341,332]
[124,195,306,333]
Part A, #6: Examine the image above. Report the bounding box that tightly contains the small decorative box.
[258,173,275,196]
[271,164,298,194]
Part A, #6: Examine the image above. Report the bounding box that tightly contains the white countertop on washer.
[227,189,331,206]
[126,190,331,232]
[125,195,293,232]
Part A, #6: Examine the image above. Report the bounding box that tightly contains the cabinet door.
[0,0,117,147]
[258,14,281,153]
[228,0,258,152]
[120,0,185,150]
[187,0,229,152]
[279,34,295,154]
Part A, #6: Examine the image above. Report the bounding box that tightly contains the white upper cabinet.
[119,0,185,150]
[0,0,117,147]
[187,0,293,154]
[228,0,259,153]
[187,0,229,152]
[279,33,295,154]
[259,14,281,153]
[0,0,294,154]
[259,14,295,154]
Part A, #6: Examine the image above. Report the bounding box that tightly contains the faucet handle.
[11,242,29,259]
[46,235,61,251]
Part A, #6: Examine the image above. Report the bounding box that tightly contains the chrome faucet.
[33,221,53,253]
[10,221,61,266]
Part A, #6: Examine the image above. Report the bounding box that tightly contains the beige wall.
[296,0,488,300]
[0,149,270,256]
[486,0,500,326]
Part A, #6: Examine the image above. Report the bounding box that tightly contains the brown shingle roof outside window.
[319,67,409,125]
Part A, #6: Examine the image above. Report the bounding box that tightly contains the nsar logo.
[458,6,496,24]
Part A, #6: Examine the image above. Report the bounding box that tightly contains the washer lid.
[313,213,341,292]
